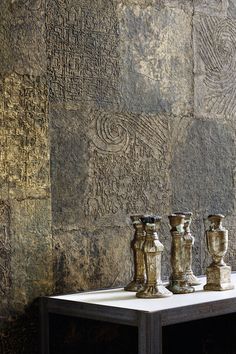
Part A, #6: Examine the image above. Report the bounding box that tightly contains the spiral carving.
[89,111,169,158]
[91,112,130,153]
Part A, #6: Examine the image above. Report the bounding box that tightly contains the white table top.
[51,273,236,313]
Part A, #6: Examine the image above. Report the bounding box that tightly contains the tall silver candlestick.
[124,214,146,292]
[167,214,194,294]
[176,212,201,286]
[136,215,172,298]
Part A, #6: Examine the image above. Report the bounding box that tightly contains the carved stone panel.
[51,108,171,231]
[46,0,121,106]
[194,13,236,120]
[85,110,170,223]
[0,73,50,200]
[0,70,52,336]
[51,108,172,288]
[0,1,52,351]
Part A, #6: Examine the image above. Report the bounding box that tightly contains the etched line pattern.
[46,0,120,104]
[0,73,49,196]
[195,0,228,15]
[196,15,236,117]
[0,201,11,300]
[85,112,170,219]
[88,110,169,157]
[228,0,236,19]
[93,113,129,153]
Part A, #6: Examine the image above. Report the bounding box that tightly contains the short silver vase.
[204,214,234,291]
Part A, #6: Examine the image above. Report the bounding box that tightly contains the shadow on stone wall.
[171,118,236,273]
[0,300,40,354]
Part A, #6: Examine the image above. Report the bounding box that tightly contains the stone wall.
[50,0,193,293]
[0,1,53,353]
[174,0,236,270]
[0,0,236,353]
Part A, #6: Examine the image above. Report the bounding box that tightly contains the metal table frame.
[41,278,236,354]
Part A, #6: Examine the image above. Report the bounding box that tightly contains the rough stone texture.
[46,0,121,107]
[171,118,236,272]
[0,1,53,353]
[192,0,236,272]
[194,11,236,120]
[0,201,11,314]
[1,0,236,353]
[118,1,193,115]
[53,227,134,293]
[0,0,47,77]
[0,71,53,309]
[51,104,172,292]
[0,73,50,200]
[49,0,193,294]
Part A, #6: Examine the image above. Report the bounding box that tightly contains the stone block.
[193,13,236,120]
[53,227,133,293]
[10,198,53,312]
[51,107,172,231]
[118,2,193,114]
[170,118,235,274]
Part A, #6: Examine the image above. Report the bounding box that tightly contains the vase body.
[181,212,201,286]
[136,215,172,298]
[125,214,146,292]
[167,214,194,294]
[204,214,234,291]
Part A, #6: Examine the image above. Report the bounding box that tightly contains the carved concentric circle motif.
[92,113,129,153]
[88,110,169,157]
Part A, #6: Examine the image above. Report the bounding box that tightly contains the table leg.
[138,313,162,354]
[40,298,50,354]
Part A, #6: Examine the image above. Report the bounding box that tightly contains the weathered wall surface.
[48,0,193,293]
[172,0,236,272]
[1,0,236,353]
[0,1,53,353]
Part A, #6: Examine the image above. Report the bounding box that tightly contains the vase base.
[186,272,202,286]
[124,280,145,292]
[204,265,234,291]
[136,284,172,298]
[167,280,195,294]
[204,283,234,291]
